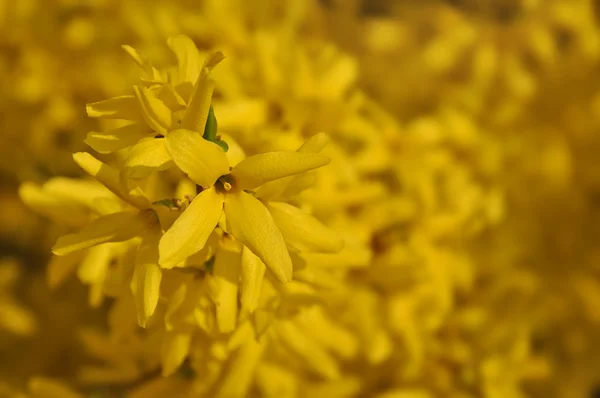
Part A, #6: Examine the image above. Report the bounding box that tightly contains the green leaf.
[203,105,218,142]
[215,139,229,152]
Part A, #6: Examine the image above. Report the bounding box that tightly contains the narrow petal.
[47,252,82,288]
[298,132,330,153]
[28,377,84,398]
[132,228,163,327]
[214,339,264,398]
[52,211,145,256]
[267,202,344,253]
[161,331,192,377]
[213,247,241,333]
[181,52,224,132]
[85,123,152,154]
[86,95,144,121]
[19,181,90,227]
[254,134,328,200]
[159,187,223,269]
[133,86,172,135]
[167,35,203,84]
[123,138,172,178]
[73,152,150,209]
[122,45,163,83]
[240,246,266,315]
[165,129,229,188]
[291,247,372,269]
[158,84,187,111]
[224,191,292,282]
[77,244,113,284]
[231,152,330,190]
[275,320,340,380]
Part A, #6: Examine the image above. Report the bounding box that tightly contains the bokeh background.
[1,0,600,397]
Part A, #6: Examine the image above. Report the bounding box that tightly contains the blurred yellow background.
[1,0,600,397]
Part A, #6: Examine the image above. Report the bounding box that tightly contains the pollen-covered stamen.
[215,174,236,193]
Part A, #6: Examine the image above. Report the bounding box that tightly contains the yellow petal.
[122,45,163,84]
[86,95,144,121]
[213,99,268,130]
[256,364,297,398]
[165,281,200,331]
[158,84,187,111]
[221,133,246,167]
[47,252,82,288]
[77,244,113,284]
[132,228,163,328]
[85,123,152,154]
[133,86,173,136]
[240,247,266,315]
[213,247,241,333]
[292,247,372,269]
[254,134,328,200]
[214,339,264,398]
[52,211,145,256]
[224,191,292,282]
[231,152,330,190]
[276,320,340,380]
[123,137,172,178]
[181,52,225,132]
[167,34,203,84]
[159,187,223,269]
[165,129,229,188]
[161,331,192,377]
[28,377,84,398]
[298,308,358,359]
[19,181,90,227]
[298,132,330,153]
[267,202,344,253]
[73,152,150,209]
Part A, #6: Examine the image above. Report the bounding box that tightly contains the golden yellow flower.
[159,128,331,282]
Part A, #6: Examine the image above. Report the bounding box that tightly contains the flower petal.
[86,96,144,121]
[133,86,173,135]
[47,252,82,288]
[161,331,192,377]
[28,378,84,398]
[85,123,152,154]
[224,191,292,282]
[240,246,266,315]
[19,181,90,227]
[52,211,144,256]
[167,34,203,84]
[254,134,329,200]
[275,320,340,380]
[267,201,344,253]
[132,228,163,328]
[123,137,172,178]
[73,152,150,209]
[214,339,264,398]
[165,129,229,188]
[159,187,224,269]
[213,247,241,333]
[231,152,330,190]
[298,132,330,153]
[181,52,225,133]
[122,45,164,84]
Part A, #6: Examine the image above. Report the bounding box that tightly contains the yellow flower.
[50,153,163,327]
[84,38,223,181]
[159,128,331,282]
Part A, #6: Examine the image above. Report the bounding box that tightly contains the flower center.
[215,174,235,193]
